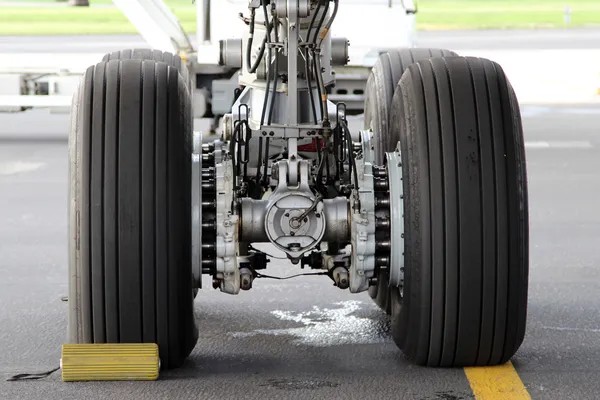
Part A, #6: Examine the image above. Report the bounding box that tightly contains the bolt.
[241,275,252,291]
[285,212,290,217]
[290,232,295,236]
[303,217,308,223]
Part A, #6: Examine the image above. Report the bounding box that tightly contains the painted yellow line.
[464,362,531,400]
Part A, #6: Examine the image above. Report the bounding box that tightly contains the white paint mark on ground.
[0,161,45,176]
[525,141,593,149]
[520,106,600,118]
[228,300,390,346]
[542,326,600,333]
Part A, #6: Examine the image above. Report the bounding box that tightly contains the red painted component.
[297,139,324,152]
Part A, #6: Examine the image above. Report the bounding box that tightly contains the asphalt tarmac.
[0,103,599,399]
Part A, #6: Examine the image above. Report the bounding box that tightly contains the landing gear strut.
[68,0,528,370]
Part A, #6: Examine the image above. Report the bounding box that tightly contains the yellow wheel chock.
[60,343,160,382]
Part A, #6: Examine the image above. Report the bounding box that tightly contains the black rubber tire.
[372,273,391,314]
[365,48,457,312]
[388,55,529,367]
[67,58,198,370]
[102,48,191,91]
[101,50,198,302]
[364,48,458,164]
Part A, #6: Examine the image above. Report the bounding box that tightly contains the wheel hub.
[385,145,405,288]
[347,141,404,293]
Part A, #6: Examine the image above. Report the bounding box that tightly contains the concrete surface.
[3,30,600,106]
[416,28,600,50]
[0,104,600,399]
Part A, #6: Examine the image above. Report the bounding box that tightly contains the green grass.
[417,0,600,30]
[3,0,187,4]
[1,0,600,35]
[0,1,196,35]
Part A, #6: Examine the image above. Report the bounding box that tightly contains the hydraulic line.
[340,119,360,210]
[317,0,339,48]
[303,47,318,125]
[257,1,273,182]
[312,1,330,45]
[291,193,324,225]
[316,143,328,193]
[262,3,280,188]
[309,2,330,124]
[313,52,328,124]
[306,1,323,44]
[246,4,270,74]
[304,1,324,125]
[304,3,321,125]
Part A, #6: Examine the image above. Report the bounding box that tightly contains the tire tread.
[364,48,458,312]
[389,56,528,367]
[69,58,197,369]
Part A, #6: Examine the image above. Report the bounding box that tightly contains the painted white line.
[518,106,600,118]
[543,326,600,333]
[526,141,551,149]
[525,141,593,149]
[0,161,45,176]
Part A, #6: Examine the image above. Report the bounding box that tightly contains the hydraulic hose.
[317,0,339,48]
[245,5,270,75]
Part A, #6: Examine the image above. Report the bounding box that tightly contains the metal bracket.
[360,129,375,163]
